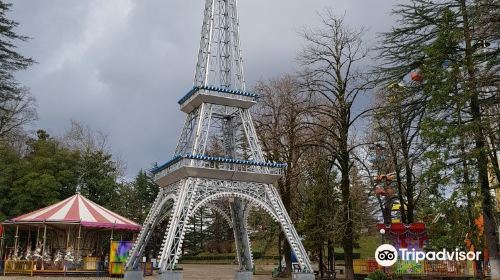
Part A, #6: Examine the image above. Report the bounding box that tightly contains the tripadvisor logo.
[374,244,482,267]
[375,244,398,267]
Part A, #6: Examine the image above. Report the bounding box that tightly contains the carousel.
[0,193,142,276]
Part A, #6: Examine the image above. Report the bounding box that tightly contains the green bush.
[366,270,388,280]
[180,254,279,261]
[181,254,235,261]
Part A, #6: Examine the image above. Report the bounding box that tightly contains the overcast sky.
[9,0,404,179]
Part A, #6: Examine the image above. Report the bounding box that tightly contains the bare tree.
[253,74,312,275]
[61,120,109,153]
[372,85,428,223]
[298,11,371,280]
[355,128,395,225]
[0,87,36,142]
[60,120,126,178]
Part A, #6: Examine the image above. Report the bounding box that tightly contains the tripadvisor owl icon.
[375,244,398,267]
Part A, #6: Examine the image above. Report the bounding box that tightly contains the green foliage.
[376,1,499,258]
[356,236,380,259]
[418,192,479,251]
[183,207,212,254]
[105,169,159,223]
[420,7,465,164]
[0,129,127,221]
[134,169,158,206]
[247,208,279,252]
[181,254,236,261]
[0,142,22,221]
[367,270,388,280]
[298,154,341,252]
[180,253,278,261]
[10,130,80,216]
[78,150,119,207]
[0,0,34,98]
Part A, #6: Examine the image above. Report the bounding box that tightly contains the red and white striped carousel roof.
[9,194,141,231]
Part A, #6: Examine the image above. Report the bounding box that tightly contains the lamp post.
[379,228,386,274]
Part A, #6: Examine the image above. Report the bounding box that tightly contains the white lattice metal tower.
[126,1,314,279]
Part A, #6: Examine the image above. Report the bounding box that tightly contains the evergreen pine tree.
[376,0,500,274]
[0,1,36,139]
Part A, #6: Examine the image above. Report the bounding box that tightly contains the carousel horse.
[33,242,42,260]
[64,246,75,263]
[24,246,33,260]
[54,250,63,264]
[42,248,52,262]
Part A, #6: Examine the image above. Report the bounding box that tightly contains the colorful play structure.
[0,193,150,277]
[360,142,483,278]
[354,223,477,278]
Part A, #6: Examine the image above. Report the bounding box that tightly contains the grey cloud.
[9,0,405,178]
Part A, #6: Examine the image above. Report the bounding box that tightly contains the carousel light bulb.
[380,228,386,235]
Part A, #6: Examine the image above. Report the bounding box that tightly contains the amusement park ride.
[369,142,428,251]
[125,0,314,279]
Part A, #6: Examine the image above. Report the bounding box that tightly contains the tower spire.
[194,0,245,90]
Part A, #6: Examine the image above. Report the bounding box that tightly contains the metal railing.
[3,260,106,276]
[3,260,34,276]
[153,156,284,181]
[178,86,258,106]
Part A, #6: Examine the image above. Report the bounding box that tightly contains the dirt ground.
[0,264,276,280]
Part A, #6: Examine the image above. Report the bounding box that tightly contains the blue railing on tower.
[178,85,259,105]
[151,154,286,175]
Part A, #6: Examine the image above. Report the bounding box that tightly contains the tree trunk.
[378,195,392,225]
[200,209,204,250]
[327,239,334,272]
[458,108,476,239]
[386,132,408,224]
[283,239,292,275]
[278,233,282,272]
[279,178,293,275]
[319,246,324,278]
[401,139,414,223]
[486,131,500,185]
[341,162,354,280]
[395,168,408,224]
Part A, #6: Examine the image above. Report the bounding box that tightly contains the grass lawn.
[329,235,380,259]
[180,235,380,265]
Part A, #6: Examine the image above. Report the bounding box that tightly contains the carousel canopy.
[4,194,141,231]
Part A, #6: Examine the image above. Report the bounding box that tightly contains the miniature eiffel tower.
[125,1,313,279]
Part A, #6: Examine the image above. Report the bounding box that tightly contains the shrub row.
[179,252,359,261]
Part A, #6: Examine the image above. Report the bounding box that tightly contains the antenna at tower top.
[194,0,246,91]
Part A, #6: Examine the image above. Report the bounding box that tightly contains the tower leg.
[266,185,314,275]
[126,188,173,280]
[158,178,198,274]
[230,198,253,274]
[158,271,183,280]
